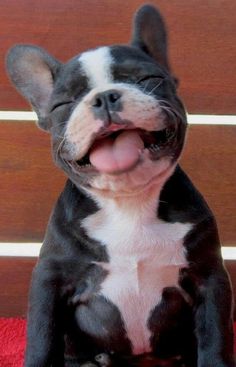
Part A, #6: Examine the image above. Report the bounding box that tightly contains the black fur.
[6,4,234,367]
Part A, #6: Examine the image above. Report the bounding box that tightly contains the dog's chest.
[82,201,192,354]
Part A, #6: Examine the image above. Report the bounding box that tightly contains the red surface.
[0,318,25,367]
[0,318,235,366]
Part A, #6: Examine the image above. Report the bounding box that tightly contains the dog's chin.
[76,153,176,199]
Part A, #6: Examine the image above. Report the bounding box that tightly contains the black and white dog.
[6,5,234,367]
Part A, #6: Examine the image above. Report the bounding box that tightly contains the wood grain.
[181,124,236,246]
[0,257,36,317]
[0,121,65,242]
[1,0,236,114]
[0,121,235,244]
[0,257,235,318]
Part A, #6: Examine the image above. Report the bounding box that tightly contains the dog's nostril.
[92,90,122,110]
[92,96,103,108]
[108,92,121,104]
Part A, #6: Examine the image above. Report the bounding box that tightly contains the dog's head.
[6,5,187,197]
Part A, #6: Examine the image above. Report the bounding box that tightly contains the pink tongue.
[89,130,144,173]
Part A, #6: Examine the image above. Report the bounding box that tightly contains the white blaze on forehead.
[78,47,113,88]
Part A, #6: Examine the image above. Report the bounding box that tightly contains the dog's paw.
[80,352,112,367]
[95,353,112,367]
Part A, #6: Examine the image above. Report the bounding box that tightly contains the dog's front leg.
[193,268,234,367]
[24,260,64,367]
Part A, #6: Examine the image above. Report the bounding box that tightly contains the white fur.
[65,47,165,163]
[82,197,192,355]
[79,47,113,88]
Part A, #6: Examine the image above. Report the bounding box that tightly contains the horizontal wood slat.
[1,0,236,114]
[0,257,235,317]
[0,121,235,244]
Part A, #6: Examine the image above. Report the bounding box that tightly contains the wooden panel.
[0,121,235,244]
[0,257,235,318]
[0,121,65,242]
[0,257,36,317]
[181,124,236,246]
[1,0,236,114]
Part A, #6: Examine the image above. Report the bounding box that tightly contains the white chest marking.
[82,201,192,355]
[79,47,113,88]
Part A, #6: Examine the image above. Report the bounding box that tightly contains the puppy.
[6,4,234,367]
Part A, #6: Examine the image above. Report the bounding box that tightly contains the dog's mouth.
[67,126,176,175]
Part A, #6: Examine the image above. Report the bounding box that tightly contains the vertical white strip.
[78,47,113,88]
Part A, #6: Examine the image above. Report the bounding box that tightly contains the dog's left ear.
[131,4,170,72]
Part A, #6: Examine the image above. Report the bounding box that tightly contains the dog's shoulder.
[159,165,215,224]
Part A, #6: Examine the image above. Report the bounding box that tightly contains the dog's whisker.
[56,137,75,170]
[143,79,151,93]
[159,200,168,204]
[158,99,184,122]
[148,80,163,95]
[55,136,66,163]
[52,133,66,139]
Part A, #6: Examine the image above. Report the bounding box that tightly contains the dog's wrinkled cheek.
[118,90,165,132]
[64,102,104,161]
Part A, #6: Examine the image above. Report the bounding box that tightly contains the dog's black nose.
[91,90,122,112]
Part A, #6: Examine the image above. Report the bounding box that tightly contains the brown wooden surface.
[0,257,235,317]
[0,121,65,242]
[1,0,236,114]
[0,257,36,317]
[181,124,236,246]
[0,121,235,244]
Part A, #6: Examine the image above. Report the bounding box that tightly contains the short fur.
[6,4,234,367]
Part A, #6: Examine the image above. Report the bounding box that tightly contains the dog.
[6,4,234,367]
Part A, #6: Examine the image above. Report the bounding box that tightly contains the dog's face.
[6,5,187,196]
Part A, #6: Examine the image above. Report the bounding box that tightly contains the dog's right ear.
[6,45,61,131]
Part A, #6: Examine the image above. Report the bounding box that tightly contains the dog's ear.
[131,5,170,72]
[6,45,61,131]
